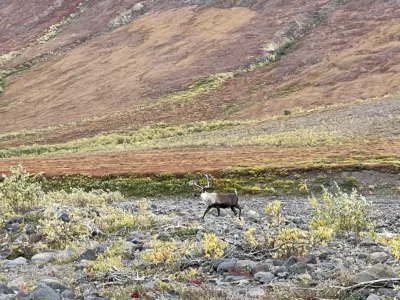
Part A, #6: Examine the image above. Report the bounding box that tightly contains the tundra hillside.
[0,0,399,299]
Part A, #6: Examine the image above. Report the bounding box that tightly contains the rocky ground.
[1,194,400,299]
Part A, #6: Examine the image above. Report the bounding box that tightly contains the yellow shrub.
[203,233,227,258]
[142,235,196,266]
[38,207,88,249]
[86,240,126,272]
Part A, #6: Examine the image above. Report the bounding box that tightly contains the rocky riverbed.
[1,194,400,299]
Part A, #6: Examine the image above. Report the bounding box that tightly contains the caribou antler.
[203,173,214,188]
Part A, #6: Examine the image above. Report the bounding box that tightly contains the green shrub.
[341,176,361,191]
[0,165,45,214]
[308,185,373,237]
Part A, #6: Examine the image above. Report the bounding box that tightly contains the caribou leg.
[230,206,237,216]
[202,206,212,219]
[216,207,221,216]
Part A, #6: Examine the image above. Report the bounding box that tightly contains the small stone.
[7,223,20,232]
[236,260,257,271]
[80,248,97,261]
[366,294,379,300]
[58,212,71,223]
[274,266,287,275]
[369,252,389,264]
[96,244,107,254]
[56,248,77,261]
[377,287,397,297]
[283,256,298,268]
[273,259,284,266]
[304,254,317,264]
[247,287,266,298]
[0,282,14,294]
[224,275,247,282]
[360,236,378,247]
[30,284,61,300]
[289,263,314,275]
[133,2,144,11]
[39,278,67,293]
[31,251,57,265]
[276,272,289,279]
[144,281,157,290]
[5,257,27,266]
[319,262,336,270]
[251,262,271,275]
[254,271,274,282]
[24,223,36,234]
[60,289,76,299]
[217,258,237,273]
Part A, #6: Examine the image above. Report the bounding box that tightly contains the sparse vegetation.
[308,185,374,237]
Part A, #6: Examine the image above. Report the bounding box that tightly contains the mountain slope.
[0,0,399,176]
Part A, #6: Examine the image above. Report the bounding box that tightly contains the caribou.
[190,173,242,219]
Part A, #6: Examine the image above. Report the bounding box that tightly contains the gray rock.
[144,281,157,290]
[251,262,271,275]
[29,284,61,300]
[247,210,260,218]
[58,212,71,223]
[360,236,378,247]
[304,254,317,264]
[96,244,107,254]
[319,262,336,270]
[273,266,287,275]
[369,252,389,264]
[80,249,97,261]
[0,282,14,294]
[236,260,257,271]
[31,252,57,265]
[7,223,20,233]
[276,272,289,279]
[24,223,35,235]
[247,287,266,298]
[4,217,21,232]
[224,275,247,282]
[352,264,397,284]
[60,290,75,299]
[366,294,379,300]
[56,248,77,261]
[84,296,105,300]
[5,257,27,267]
[283,256,298,268]
[217,258,237,273]
[39,278,67,293]
[80,284,99,297]
[289,263,314,274]
[126,231,142,243]
[257,272,275,283]
[377,287,397,297]
[0,250,10,259]
[212,258,229,271]
[273,259,284,266]
[254,271,274,282]
[83,296,105,300]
